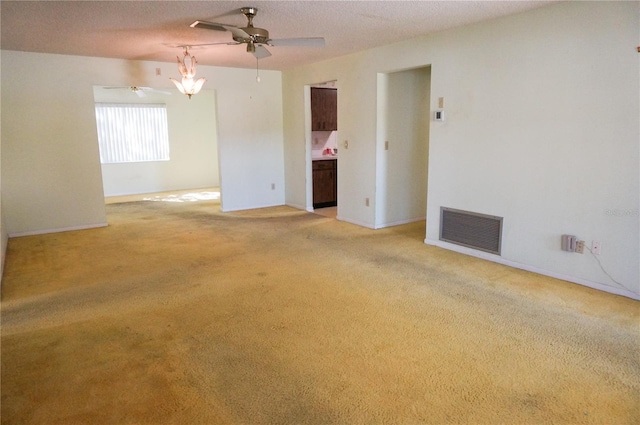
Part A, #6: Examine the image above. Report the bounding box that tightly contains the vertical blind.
[95,103,170,163]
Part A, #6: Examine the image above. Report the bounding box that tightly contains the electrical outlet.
[365,197,369,207]
[343,140,349,149]
[592,240,601,255]
[575,240,585,254]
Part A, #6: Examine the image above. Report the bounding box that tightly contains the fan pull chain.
[256,58,261,83]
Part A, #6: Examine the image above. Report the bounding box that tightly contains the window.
[95,103,170,163]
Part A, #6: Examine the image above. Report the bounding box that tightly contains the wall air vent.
[439,207,503,255]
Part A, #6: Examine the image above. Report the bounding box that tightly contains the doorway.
[375,66,431,229]
[92,86,220,202]
[308,81,338,217]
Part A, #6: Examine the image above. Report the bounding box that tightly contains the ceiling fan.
[188,7,325,59]
[103,86,171,97]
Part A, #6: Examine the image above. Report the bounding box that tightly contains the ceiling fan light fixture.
[170,47,206,99]
[171,76,206,99]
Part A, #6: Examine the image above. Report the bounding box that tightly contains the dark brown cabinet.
[311,88,337,131]
[313,159,337,208]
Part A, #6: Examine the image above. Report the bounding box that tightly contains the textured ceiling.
[1,0,557,71]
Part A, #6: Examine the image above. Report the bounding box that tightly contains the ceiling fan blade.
[103,86,146,95]
[253,45,272,59]
[102,86,170,96]
[190,20,250,39]
[190,20,227,31]
[182,42,240,48]
[269,37,325,47]
[142,87,172,95]
[223,25,251,40]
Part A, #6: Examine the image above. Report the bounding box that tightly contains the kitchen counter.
[312,156,338,161]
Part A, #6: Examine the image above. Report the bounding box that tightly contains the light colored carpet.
[1,199,639,424]
[313,206,337,219]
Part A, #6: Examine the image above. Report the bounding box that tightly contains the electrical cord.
[583,245,632,292]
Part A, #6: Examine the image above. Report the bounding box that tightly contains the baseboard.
[374,216,426,229]
[285,202,310,212]
[336,215,375,229]
[425,238,640,301]
[220,202,285,213]
[8,223,108,238]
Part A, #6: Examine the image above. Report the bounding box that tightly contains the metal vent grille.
[440,207,503,255]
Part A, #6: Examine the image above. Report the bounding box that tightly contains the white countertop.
[312,156,338,161]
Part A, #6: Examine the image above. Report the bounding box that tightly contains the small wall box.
[435,110,445,121]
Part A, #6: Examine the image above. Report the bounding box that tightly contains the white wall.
[284,52,380,226]
[1,52,108,236]
[0,126,6,286]
[0,59,5,282]
[1,51,284,236]
[94,86,219,197]
[213,66,284,212]
[283,1,640,298]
